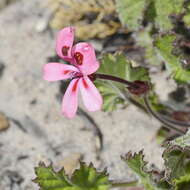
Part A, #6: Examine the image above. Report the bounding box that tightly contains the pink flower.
[43,27,103,118]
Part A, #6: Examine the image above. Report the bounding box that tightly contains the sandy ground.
[0,0,165,189]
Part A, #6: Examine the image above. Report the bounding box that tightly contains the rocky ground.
[0,0,166,189]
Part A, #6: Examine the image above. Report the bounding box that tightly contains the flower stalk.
[143,95,186,135]
[94,73,150,95]
[94,73,138,87]
[95,72,187,135]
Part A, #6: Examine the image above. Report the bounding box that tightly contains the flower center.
[62,46,70,56]
[74,52,83,65]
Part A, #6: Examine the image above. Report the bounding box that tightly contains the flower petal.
[79,76,102,111]
[72,42,99,75]
[56,27,74,60]
[43,63,79,81]
[62,79,79,118]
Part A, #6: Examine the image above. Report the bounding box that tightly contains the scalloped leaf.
[163,145,190,184]
[98,53,127,78]
[33,162,73,190]
[95,53,150,111]
[122,151,155,190]
[154,0,184,31]
[95,81,125,111]
[125,60,150,82]
[98,53,150,82]
[33,162,110,190]
[155,34,190,83]
[95,53,128,111]
[116,0,184,31]
[170,129,190,148]
[122,151,171,190]
[116,0,148,30]
[71,162,110,190]
[164,130,190,188]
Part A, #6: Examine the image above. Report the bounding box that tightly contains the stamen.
[74,52,83,65]
[62,46,70,56]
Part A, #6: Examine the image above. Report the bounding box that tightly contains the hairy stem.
[95,73,139,88]
[143,95,185,135]
[162,115,190,128]
[95,73,186,134]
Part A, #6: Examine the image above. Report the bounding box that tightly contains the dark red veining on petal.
[72,80,79,92]
[74,52,83,65]
[63,70,70,74]
[82,78,88,89]
[62,46,70,56]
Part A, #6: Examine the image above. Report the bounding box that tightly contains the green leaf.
[163,130,190,187]
[71,162,110,190]
[170,129,190,148]
[144,0,156,23]
[98,53,150,84]
[116,0,184,31]
[156,180,172,190]
[95,53,128,111]
[183,14,190,28]
[155,34,190,83]
[122,151,172,189]
[174,174,190,190]
[154,0,184,31]
[96,53,150,111]
[98,53,128,78]
[125,60,150,82]
[33,162,74,190]
[95,81,125,111]
[163,145,190,184]
[116,0,148,30]
[33,162,110,190]
[122,151,155,190]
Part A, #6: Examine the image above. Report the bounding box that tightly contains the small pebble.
[0,113,9,131]
[57,153,83,177]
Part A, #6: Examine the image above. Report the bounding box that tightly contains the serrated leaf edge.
[162,144,190,183]
[33,161,72,189]
[71,160,109,179]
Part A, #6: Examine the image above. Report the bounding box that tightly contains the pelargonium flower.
[43,27,103,118]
